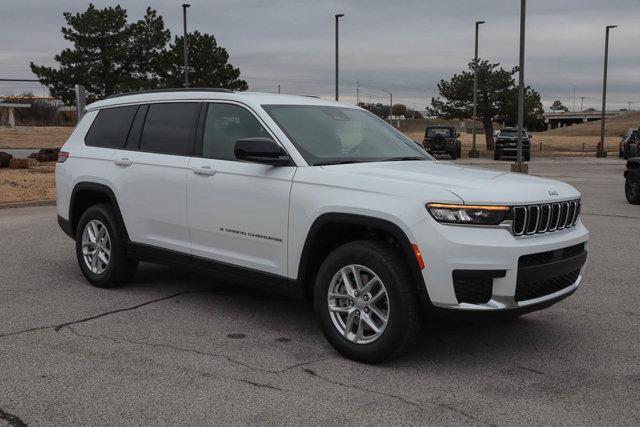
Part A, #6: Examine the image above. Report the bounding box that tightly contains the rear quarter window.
[85,106,138,148]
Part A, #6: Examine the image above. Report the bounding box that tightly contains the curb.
[0,199,56,210]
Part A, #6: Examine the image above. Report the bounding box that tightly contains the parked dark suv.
[494,127,531,161]
[423,126,461,159]
[624,157,640,204]
[619,128,638,159]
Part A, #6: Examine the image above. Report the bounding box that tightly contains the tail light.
[57,151,69,163]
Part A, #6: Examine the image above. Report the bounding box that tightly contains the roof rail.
[105,87,233,99]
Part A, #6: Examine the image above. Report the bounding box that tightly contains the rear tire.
[626,178,640,204]
[313,240,421,363]
[75,204,137,288]
[450,151,458,160]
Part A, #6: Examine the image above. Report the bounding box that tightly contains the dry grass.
[0,163,56,204]
[546,111,640,137]
[0,126,72,149]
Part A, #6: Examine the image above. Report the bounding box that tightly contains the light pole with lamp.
[182,4,191,88]
[597,25,617,158]
[469,20,485,159]
[335,14,344,101]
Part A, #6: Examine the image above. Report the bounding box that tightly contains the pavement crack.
[0,324,55,339]
[0,291,204,339]
[302,368,419,407]
[236,379,282,391]
[53,291,205,332]
[517,365,546,375]
[110,336,332,375]
[0,407,27,427]
[438,403,496,426]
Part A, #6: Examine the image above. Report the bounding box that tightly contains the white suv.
[56,89,589,362]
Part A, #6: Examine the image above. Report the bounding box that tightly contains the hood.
[320,161,580,205]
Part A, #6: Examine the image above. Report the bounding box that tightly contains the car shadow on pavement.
[125,262,581,370]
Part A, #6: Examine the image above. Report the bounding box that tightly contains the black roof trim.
[105,88,233,100]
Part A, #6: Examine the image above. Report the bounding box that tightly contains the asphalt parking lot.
[1,157,638,425]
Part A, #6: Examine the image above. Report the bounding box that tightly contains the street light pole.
[512,0,528,174]
[335,13,344,101]
[182,4,191,88]
[470,20,485,159]
[597,25,617,158]
[382,89,392,122]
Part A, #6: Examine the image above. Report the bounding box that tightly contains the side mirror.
[456,133,461,138]
[234,137,292,166]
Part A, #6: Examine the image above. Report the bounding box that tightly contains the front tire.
[313,240,420,363]
[494,151,500,160]
[75,204,137,288]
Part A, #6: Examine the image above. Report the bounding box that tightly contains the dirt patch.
[0,126,72,149]
[0,162,56,204]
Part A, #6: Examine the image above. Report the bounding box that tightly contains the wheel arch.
[296,213,426,299]
[68,182,129,240]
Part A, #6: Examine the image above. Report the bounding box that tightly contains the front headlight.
[426,203,509,225]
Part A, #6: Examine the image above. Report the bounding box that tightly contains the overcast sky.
[1,0,639,111]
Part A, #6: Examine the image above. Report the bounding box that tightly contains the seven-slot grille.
[512,199,581,236]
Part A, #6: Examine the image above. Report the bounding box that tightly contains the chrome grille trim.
[526,205,540,235]
[537,204,551,233]
[513,206,528,236]
[511,199,581,236]
[572,200,581,225]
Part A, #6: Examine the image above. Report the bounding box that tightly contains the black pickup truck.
[624,157,640,204]
[494,127,531,161]
[423,126,462,159]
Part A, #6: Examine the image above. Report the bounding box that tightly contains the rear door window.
[139,103,201,155]
[85,105,138,148]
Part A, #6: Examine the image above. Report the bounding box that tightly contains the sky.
[1,0,639,111]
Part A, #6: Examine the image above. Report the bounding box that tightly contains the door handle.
[114,158,133,167]
[192,166,216,176]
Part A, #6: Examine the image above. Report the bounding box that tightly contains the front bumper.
[409,217,589,313]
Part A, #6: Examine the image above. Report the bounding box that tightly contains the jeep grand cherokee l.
[56,89,589,363]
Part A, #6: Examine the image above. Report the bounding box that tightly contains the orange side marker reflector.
[411,244,425,270]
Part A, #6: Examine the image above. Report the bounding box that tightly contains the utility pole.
[182,4,191,88]
[580,96,586,111]
[470,20,485,159]
[356,79,360,105]
[573,85,576,112]
[512,0,527,173]
[597,25,617,158]
[382,89,392,122]
[335,13,344,101]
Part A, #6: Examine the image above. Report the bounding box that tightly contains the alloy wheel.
[81,219,111,274]
[327,264,390,344]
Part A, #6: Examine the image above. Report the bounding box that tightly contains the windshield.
[499,129,528,138]
[262,105,431,165]
[426,128,453,138]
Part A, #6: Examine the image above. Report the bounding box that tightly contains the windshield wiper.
[381,156,426,162]
[314,160,362,166]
